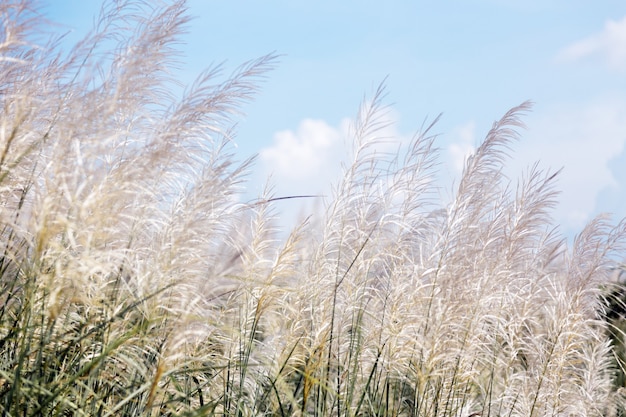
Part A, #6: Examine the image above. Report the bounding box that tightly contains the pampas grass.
[1,0,625,415]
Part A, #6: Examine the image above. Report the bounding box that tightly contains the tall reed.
[0,1,625,416]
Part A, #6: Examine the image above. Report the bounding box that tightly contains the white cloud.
[257,112,408,231]
[557,15,626,71]
[448,120,476,174]
[259,118,349,183]
[256,118,350,232]
[259,110,405,198]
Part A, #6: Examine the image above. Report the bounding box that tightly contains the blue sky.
[42,1,626,238]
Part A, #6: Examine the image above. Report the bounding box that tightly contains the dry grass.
[0,1,625,416]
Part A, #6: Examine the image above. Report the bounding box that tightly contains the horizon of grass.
[1,1,626,416]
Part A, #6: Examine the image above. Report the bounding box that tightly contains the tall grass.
[1,0,625,416]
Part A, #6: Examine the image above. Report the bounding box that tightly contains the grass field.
[1,1,626,416]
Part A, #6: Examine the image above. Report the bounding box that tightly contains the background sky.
[42,1,626,239]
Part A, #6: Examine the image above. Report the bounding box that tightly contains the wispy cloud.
[557,15,626,71]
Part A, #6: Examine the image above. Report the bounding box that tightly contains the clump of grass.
[1,1,626,416]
